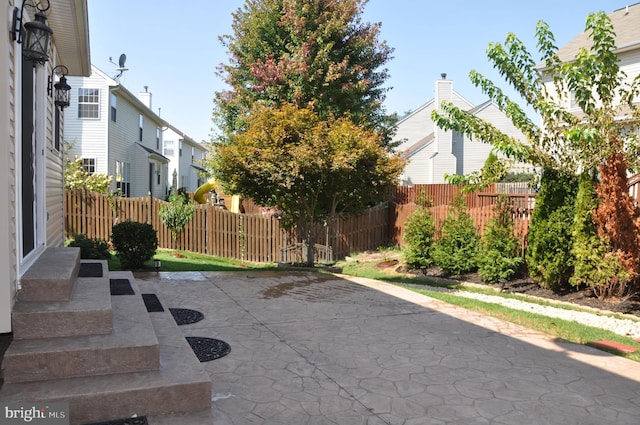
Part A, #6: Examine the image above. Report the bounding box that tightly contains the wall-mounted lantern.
[48,65,71,110]
[12,0,53,64]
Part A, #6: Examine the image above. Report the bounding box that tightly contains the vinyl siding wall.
[0,2,17,332]
[45,55,66,247]
[65,72,110,174]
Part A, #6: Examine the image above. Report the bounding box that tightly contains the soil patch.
[349,251,640,318]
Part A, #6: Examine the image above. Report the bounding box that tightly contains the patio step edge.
[3,285,159,383]
[11,260,112,340]
[17,247,81,302]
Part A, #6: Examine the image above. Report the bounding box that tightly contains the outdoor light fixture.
[48,65,71,110]
[12,0,53,64]
[154,259,161,272]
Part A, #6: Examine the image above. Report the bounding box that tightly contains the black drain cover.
[186,336,231,362]
[170,308,204,325]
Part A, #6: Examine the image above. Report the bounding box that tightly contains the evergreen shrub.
[111,221,158,269]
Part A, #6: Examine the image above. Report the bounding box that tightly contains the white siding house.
[0,1,90,332]
[542,4,640,116]
[163,124,208,192]
[65,66,169,199]
[392,75,526,185]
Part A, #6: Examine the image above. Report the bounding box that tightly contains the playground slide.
[194,178,242,213]
[194,178,216,204]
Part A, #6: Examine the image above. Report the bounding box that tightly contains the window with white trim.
[115,160,131,197]
[139,115,144,141]
[110,93,117,121]
[78,88,99,118]
[81,158,96,174]
[164,140,175,157]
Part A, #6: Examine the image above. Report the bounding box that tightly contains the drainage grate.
[82,416,148,425]
[185,337,231,362]
[110,279,134,296]
[169,308,204,325]
[78,263,103,278]
[141,293,164,312]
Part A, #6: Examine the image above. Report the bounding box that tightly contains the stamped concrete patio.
[137,271,640,425]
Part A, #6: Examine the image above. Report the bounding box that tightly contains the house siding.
[65,71,110,173]
[66,67,170,199]
[393,78,527,185]
[0,3,16,333]
[0,0,90,333]
[403,143,436,185]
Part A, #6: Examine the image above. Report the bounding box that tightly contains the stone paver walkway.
[136,271,640,425]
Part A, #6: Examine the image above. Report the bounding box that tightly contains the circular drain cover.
[186,337,231,362]
[169,308,204,325]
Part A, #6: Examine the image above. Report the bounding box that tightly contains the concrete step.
[0,289,212,425]
[11,260,112,340]
[3,283,159,383]
[17,247,81,302]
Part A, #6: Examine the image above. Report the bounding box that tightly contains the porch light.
[12,0,53,64]
[48,65,71,110]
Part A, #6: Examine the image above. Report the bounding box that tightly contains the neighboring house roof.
[165,123,208,149]
[398,100,496,160]
[555,3,640,63]
[401,133,435,159]
[136,143,169,162]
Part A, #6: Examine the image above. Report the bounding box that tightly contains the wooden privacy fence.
[65,189,535,263]
[65,190,285,263]
[388,193,535,249]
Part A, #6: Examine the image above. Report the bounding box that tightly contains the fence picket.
[64,188,538,262]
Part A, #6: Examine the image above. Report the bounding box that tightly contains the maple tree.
[211,103,405,265]
[213,0,394,144]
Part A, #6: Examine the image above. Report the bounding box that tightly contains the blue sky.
[88,1,627,143]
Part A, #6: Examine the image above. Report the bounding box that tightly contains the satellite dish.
[111,53,129,81]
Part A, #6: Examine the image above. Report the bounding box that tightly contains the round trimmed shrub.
[111,221,158,269]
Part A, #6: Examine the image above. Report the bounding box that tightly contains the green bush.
[111,221,158,269]
[526,169,577,291]
[570,172,630,290]
[403,206,436,270]
[477,197,523,283]
[66,234,111,260]
[432,195,480,275]
[159,190,196,242]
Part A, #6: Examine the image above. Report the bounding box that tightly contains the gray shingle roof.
[555,3,640,63]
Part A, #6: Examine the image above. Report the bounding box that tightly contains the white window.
[156,127,161,150]
[179,139,183,156]
[139,114,143,141]
[164,140,175,157]
[115,160,131,197]
[110,93,117,121]
[78,88,99,118]
[81,158,96,174]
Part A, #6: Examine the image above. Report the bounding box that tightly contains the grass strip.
[405,285,640,362]
[108,249,277,272]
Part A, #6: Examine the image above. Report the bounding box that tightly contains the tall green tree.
[213,0,394,144]
[431,11,640,296]
[211,103,405,265]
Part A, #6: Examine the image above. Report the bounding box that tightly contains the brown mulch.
[407,266,640,318]
[351,251,640,318]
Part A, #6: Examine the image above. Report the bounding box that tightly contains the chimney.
[139,86,152,110]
